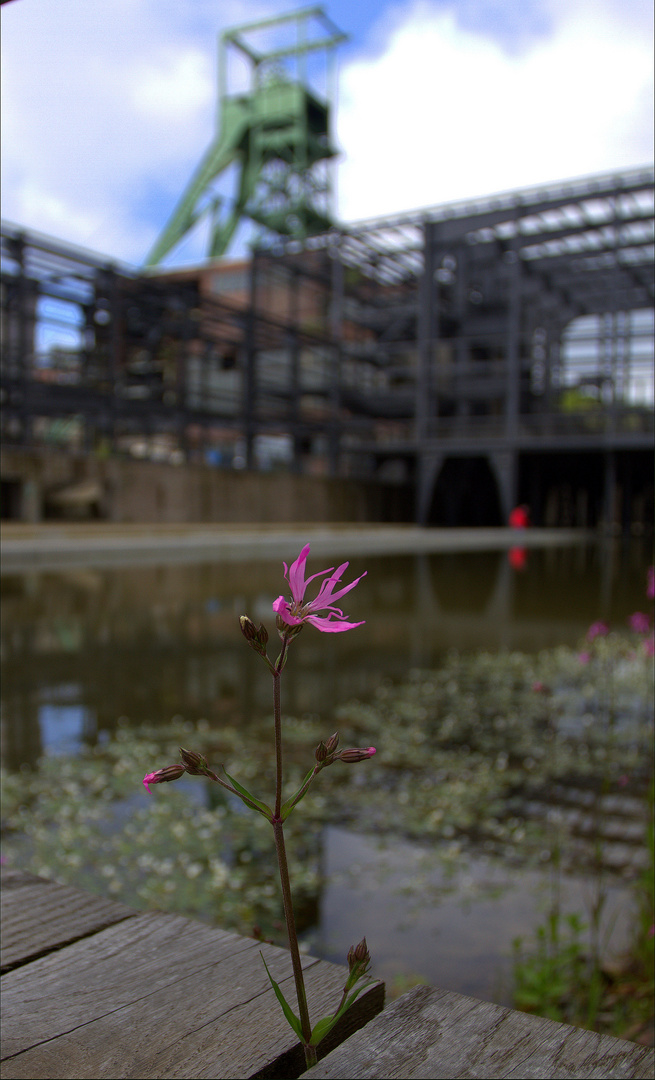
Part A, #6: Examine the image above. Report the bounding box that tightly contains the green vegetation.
[2,632,652,1041]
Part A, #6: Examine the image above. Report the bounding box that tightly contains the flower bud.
[240,616,258,642]
[347,937,371,982]
[315,732,340,766]
[143,764,185,792]
[240,616,271,656]
[337,747,376,763]
[179,747,208,772]
[178,747,219,783]
[325,732,340,755]
[349,938,370,965]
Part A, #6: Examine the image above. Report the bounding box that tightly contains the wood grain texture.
[1,868,137,972]
[301,984,655,1080]
[1,908,383,1079]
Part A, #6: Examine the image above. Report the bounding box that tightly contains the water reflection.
[315,826,635,1005]
[1,541,651,771]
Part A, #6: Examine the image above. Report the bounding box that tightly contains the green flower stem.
[271,633,318,1070]
[273,635,290,818]
[272,818,317,1068]
[273,679,283,820]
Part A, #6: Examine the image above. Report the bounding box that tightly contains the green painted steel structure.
[146,8,346,265]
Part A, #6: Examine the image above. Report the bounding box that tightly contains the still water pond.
[1,539,652,1005]
[2,541,650,766]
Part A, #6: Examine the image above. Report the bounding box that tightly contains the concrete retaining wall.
[0,448,412,524]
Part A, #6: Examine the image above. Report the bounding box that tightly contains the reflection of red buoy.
[509,504,530,528]
[509,546,528,571]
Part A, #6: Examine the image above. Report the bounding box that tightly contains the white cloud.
[1,0,652,263]
[124,49,213,125]
[337,0,654,221]
[0,0,264,260]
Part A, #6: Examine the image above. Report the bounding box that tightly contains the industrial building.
[1,10,653,528]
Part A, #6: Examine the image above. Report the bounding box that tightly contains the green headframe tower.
[145,7,346,265]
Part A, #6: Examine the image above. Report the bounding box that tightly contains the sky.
[1,0,653,268]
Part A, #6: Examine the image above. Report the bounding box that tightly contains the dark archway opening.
[519,452,605,528]
[0,479,23,520]
[518,450,653,532]
[428,456,503,526]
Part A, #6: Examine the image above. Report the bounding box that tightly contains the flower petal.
[286,545,311,603]
[312,562,350,603]
[272,596,304,625]
[306,614,365,633]
[312,568,367,609]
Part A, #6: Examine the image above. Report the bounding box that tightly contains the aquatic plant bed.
[1,633,652,1041]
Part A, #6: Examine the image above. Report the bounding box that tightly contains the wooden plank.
[0,869,137,972]
[1,909,383,1079]
[301,984,654,1080]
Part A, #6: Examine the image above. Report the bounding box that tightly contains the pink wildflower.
[647,566,655,601]
[586,621,609,642]
[628,611,651,634]
[578,651,591,665]
[273,544,366,633]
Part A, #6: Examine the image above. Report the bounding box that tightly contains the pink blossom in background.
[586,621,609,642]
[647,566,655,601]
[273,544,366,633]
[644,634,655,658]
[578,651,591,665]
[628,611,651,634]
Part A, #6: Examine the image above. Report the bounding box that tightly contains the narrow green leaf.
[280,767,316,820]
[223,769,272,820]
[260,953,304,1040]
[308,1014,335,1046]
[309,979,375,1046]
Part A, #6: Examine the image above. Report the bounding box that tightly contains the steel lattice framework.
[146,8,346,265]
[1,167,653,527]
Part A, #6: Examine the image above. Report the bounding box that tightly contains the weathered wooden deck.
[2,868,653,1080]
[304,984,654,1079]
[0,869,383,1079]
